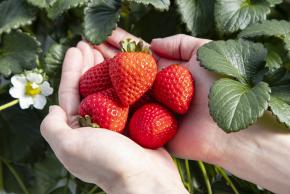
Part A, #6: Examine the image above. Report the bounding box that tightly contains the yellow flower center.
[25,82,41,96]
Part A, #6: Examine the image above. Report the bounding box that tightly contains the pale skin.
[41,28,290,194]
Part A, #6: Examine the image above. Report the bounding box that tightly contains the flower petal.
[19,96,33,109]
[11,75,26,87]
[40,81,54,96]
[33,95,47,110]
[26,72,43,84]
[9,86,25,98]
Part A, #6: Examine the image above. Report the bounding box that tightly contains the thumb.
[151,34,210,61]
[40,105,71,145]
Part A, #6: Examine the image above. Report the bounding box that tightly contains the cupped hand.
[40,28,188,194]
[150,35,226,164]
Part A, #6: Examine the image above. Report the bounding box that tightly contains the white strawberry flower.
[9,70,53,110]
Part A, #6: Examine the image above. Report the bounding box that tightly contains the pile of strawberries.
[79,39,194,149]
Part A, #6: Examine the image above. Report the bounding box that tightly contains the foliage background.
[0,0,290,193]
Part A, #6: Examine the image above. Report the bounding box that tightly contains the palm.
[56,32,180,185]
[161,56,221,162]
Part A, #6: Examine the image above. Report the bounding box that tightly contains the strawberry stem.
[120,39,151,54]
[79,115,100,128]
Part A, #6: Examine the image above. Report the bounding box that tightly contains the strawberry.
[153,64,194,114]
[79,88,129,133]
[129,103,177,149]
[79,59,112,97]
[109,39,157,106]
[130,90,154,114]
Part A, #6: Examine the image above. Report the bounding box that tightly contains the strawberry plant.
[0,0,289,193]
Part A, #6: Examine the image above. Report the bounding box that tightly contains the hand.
[40,28,188,194]
[150,35,226,164]
[151,35,290,194]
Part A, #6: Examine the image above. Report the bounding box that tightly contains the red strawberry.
[129,103,177,149]
[153,64,194,114]
[109,39,157,106]
[79,88,129,133]
[79,60,112,97]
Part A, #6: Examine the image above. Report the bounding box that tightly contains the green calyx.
[120,38,151,54]
[79,115,100,128]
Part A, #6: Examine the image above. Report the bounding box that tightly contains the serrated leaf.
[209,79,271,132]
[175,0,214,36]
[238,20,290,38]
[0,0,36,34]
[197,39,267,83]
[264,43,283,72]
[84,0,121,44]
[44,43,68,76]
[267,0,283,6]
[126,0,170,10]
[269,96,290,128]
[285,33,290,58]
[266,68,290,86]
[271,85,290,104]
[215,0,271,34]
[27,0,56,8]
[0,31,41,76]
[47,0,88,19]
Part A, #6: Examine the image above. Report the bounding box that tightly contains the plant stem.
[185,160,193,194]
[95,192,105,194]
[63,173,70,194]
[174,158,186,185]
[87,186,98,194]
[0,158,29,194]
[197,161,212,194]
[0,160,3,191]
[0,99,19,111]
[215,166,239,194]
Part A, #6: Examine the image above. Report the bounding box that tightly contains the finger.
[106,27,145,48]
[93,49,104,64]
[151,34,211,61]
[59,47,82,118]
[77,41,95,74]
[157,58,182,70]
[40,106,71,146]
[94,42,119,59]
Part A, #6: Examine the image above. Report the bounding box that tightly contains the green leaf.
[0,0,36,34]
[27,0,56,8]
[0,107,45,162]
[0,31,41,76]
[266,0,283,6]
[29,152,67,194]
[84,0,121,44]
[264,43,283,72]
[285,33,290,58]
[175,0,214,36]
[271,85,290,104]
[125,0,170,10]
[47,0,89,19]
[215,0,271,34]
[197,39,267,83]
[44,43,68,76]
[238,20,290,38]
[266,68,290,86]
[269,96,290,128]
[209,79,271,132]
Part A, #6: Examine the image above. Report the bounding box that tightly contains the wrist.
[215,112,290,193]
[105,169,189,194]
